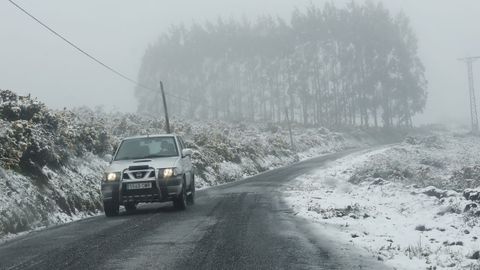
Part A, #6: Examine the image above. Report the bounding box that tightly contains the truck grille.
[122,167,156,181]
[120,167,160,203]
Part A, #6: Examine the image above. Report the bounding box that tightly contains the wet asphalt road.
[0,149,389,270]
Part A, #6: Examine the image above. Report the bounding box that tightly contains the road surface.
[0,149,388,270]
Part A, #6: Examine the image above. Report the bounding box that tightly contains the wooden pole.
[285,107,295,151]
[160,81,171,133]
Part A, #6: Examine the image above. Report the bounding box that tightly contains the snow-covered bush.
[451,165,480,190]
[0,90,43,122]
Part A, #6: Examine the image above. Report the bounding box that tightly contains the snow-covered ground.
[285,130,480,269]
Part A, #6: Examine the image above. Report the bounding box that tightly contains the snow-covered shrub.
[419,157,445,169]
[349,160,415,184]
[463,189,480,203]
[450,165,480,190]
[405,135,443,149]
[0,90,44,122]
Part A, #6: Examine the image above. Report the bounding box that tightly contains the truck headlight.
[105,172,121,182]
[162,168,177,178]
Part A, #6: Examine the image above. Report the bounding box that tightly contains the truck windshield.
[114,137,178,161]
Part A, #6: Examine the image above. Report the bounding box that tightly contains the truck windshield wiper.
[115,156,142,161]
[143,154,175,158]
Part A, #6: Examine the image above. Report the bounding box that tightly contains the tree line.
[136,2,427,128]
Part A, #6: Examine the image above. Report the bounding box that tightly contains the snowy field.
[285,130,480,269]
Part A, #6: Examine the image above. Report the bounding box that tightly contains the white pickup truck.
[101,134,195,216]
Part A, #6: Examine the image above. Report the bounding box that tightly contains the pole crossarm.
[458,56,480,61]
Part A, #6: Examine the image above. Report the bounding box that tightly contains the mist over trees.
[136,2,427,128]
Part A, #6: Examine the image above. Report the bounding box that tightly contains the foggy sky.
[1,0,479,126]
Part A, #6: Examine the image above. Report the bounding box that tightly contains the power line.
[7,0,141,87]
[7,0,202,107]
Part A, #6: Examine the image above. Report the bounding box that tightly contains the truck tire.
[104,200,119,217]
[124,202,137,213]
[187,174,195,205]
[173,181,187,210]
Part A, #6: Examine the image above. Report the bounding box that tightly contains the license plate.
[127,182,152,190]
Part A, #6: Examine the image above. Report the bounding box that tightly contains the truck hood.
[106,157,181,172]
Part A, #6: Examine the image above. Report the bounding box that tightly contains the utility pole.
[160,81,171,133]
[459,56,480,133]
[285,107,295,151]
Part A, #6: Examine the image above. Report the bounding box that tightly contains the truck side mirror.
[104,154,113,163]
[182,149,193,157]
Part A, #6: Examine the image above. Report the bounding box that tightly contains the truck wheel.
[173,181,187,210]
[104,200,119,217]
[124,202,137,213]
[187,174,195,205]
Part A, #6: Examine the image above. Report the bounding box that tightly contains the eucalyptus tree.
[135,2,427,128]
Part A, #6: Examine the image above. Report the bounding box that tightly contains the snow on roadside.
[284,138,480,270]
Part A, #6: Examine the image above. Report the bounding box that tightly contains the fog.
[1,0,479,125]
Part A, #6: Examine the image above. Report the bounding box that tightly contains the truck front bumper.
[101,176,184,205]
